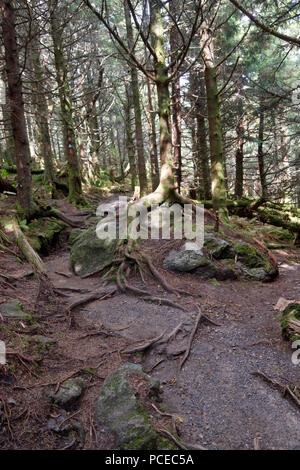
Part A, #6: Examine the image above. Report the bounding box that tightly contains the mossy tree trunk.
[146,78,160,191]
[201,25,228,222]
[170,0,182,193]
[49,1,85,205]
[150,0,175,197]
[1,0,35,218]
[124,0,148,196]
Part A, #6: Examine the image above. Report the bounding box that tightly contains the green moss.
[234,242,265,269]
[27,217,65,253]
[280,304,300,341]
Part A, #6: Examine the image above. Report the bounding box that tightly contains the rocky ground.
[0,193,299,450]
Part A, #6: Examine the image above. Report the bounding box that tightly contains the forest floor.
[0,192,299,450]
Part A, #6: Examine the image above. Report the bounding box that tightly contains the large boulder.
[94,363,158,450]
[70,226,118,277]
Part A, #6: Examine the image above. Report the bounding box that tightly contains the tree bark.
[234,110,244,199]
[1,0,35,218]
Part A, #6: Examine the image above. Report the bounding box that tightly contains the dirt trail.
[44,197,300,450]
[1,195,299,450]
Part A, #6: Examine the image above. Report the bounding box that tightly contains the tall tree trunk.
[49,1,85,205]
[234,112,244,199]
[195,72,211,200]
[258,97,268,200]
[150,0,174,194]
[1,0,35,217]
[124,78,137,190]
[201,25,228,221]
[169,0,182,192]
[30,28,55,184]
[124,0,147,195]
[146,78,160,191]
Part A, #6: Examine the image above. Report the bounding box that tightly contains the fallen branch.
[0,216,46,273]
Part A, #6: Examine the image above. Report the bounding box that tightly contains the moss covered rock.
[94,363,158,450]
[0,300,31,320]
[204,232,234,259]
[280,303,300,342]
[27,217,65,253]
[50,376,85,409]
[70,226,118,277]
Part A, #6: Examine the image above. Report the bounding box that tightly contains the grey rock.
[163,243,210,272]
[70,225,118,277]
[240,266,273,282]
[194,261,218,279]
[0,300,31,320]
[204,232,234,259]
[94,363,158,450]
[50,377,84,408]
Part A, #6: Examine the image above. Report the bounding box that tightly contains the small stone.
[0,300,31,320]
[50,377,84,408]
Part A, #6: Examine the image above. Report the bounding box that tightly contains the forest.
[0,0,299,452]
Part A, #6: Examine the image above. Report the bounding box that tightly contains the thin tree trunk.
[49,1,84,205]
[258,97,267,200]
[1,0,35,217]
[30,29,55,183]
[234,112,244,199]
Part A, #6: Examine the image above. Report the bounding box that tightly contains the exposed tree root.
[157,427,206,451]
[122,329,167,354]
[251,371,300,408]
[179,306,219,371]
